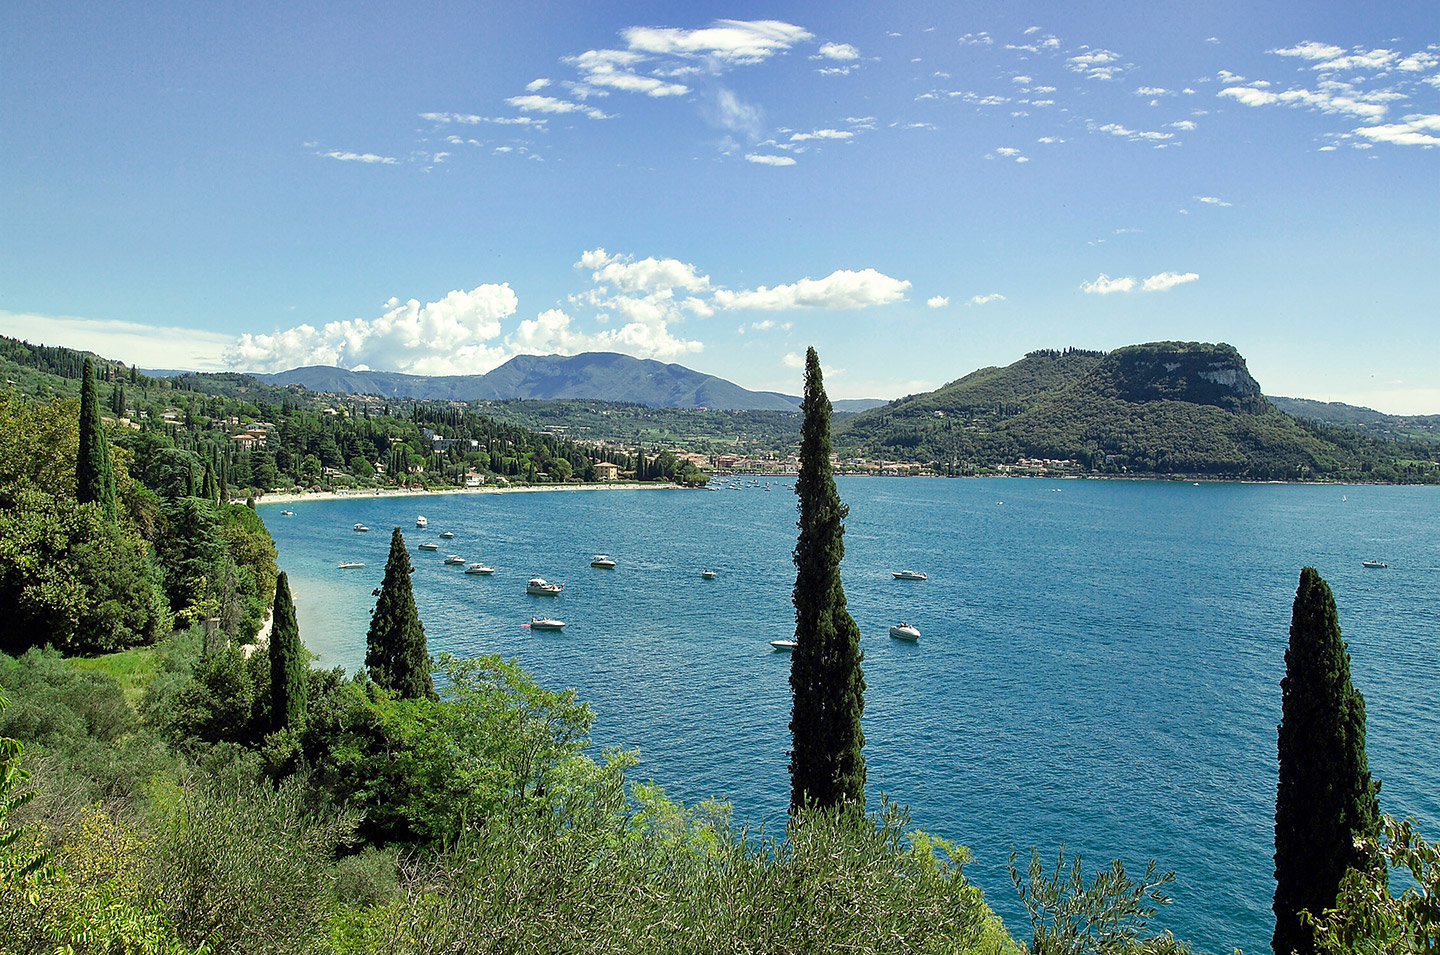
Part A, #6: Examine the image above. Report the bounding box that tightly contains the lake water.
[262,477,1440,953]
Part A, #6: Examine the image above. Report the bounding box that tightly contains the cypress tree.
[788,347,866,814]
[1273,566,1381,955]
[268,572,307,731]
[365,527,435,699]
[77,356,117,521]
[202,462,217,503]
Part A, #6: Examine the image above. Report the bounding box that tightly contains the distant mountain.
[834,342,1438,479]
[1267,396,1440,445]
[252,352,886,412]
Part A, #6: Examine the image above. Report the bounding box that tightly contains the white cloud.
[958,32,992,46]
[505,94,610,118]
[927,296,949,308]
[1067,49,1126,80]
[790,128,854,141]
[744,153,796,166]
[713,268,910,310]
[2,310,234,372]
[1168,120,1198,131]
[966,293,1006,306]
[1219,85,1388,121]
[525,78,551,92]
[622,19,813,65]
[1081,274,1136,294]
[1353,114,1440,146]
[578,249,711,293]
[1196,195,1232,206]
[782,352,805,368]
[815,41,860,61]
[1271,41,1346,61]
[1141,271,1199,291]
[563,49,691,97]
[422,112,546,126]
[318,150,398,164]
[227,284,521,375]
[1136,86,1170,96]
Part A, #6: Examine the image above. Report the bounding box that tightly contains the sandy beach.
[247,481,686,507]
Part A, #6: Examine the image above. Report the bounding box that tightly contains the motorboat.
[280,509,294,516]
[889,623,921,641]
[590,555,616,568]
[418,542,439,551]
[1362,559,1388,569]
[444,555,466,565]
[465,563,494,575]
[891,570,927,580]
[701,569,717,579]
[769,639,797,651]
[439,531,455,539]
[416,515,428,528]
[338,562,365,569]
[353,523,369,532]
[530,617,566,631]
[527,577,564,595]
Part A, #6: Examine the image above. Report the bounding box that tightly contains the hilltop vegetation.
[836,343,1440,482]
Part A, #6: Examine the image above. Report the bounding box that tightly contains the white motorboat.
[889,623,920,641]
[338,562,365,569]
[530,617,566,631]
[769,639,797,651]
[891,570,927,581]
[416,515,428,528]
[590,555,616,568]
[444,555,466,565]
[280,509,294,516]
[353,523,369,532]
[439,531,454,539]
[1362,559,1388,569]
[418,542,439,551]
[465,563,494,575]
[701,569,717,579]
[527,577,564,595]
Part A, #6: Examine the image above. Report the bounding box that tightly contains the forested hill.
[835,342,1440,482]
[1267,395,1440,445]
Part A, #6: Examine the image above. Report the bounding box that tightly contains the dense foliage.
[1306,814,1440,954]
[789,348,866,814]
[1273,567,1382,955]
[269,572,307,732]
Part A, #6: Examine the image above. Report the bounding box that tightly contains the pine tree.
[788,347,866,814]
[1273,566,1381,955]
[366,527,435,699]
[77,356,117,521]
[268,572,307,731]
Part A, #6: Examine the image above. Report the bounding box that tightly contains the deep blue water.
[262,478,1440,954]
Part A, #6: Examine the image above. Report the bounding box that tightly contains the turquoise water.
[263,478,1440,953]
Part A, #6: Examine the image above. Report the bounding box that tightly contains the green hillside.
[835,342,1440,482]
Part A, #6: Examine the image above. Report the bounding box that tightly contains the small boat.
[889,623,921,641]
[1362,560,1388,569]
[527,577,564,595]
[465,563,494,575]
[280,509,294,516]
[444,555,466,565]
[416,515,428,528]
[892,570,927,581]
[590,555,616,568]
[338,562,365,569]
[353,523,370,532]
[701,569,717,579]
[530,617,566,631]
[418,542,439,551]
[769,639,797,651]
[439,531,455,539]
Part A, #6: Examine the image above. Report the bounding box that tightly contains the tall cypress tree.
[366,527,435,699]
[77,356,117,521]
[268,572,307,731]
[788,347,866,814]
[1273,566,1381,955]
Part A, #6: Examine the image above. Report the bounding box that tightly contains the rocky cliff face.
[1098,342,1268,413]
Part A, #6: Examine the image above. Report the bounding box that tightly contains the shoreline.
[248,481,685,507]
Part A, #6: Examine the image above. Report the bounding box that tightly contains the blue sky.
[3,2,1437,412]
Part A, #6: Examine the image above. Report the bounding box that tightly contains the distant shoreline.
[247,481,686,507]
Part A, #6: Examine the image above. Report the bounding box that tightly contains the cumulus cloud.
[1082,271,1198,294]
[712,268,910,310]
[1067,49,1126,80]
[505,94,610,118]
[1218,84,1389,121]
[966,293,1006,306]
[622,20,813,65]
[745,153,796,165]
[815,41,860,60]
[1353,114,1440,146]
[579,249,710,293]
[318,150,398,164]
[226,285,520,375]
[927,296,949,308]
